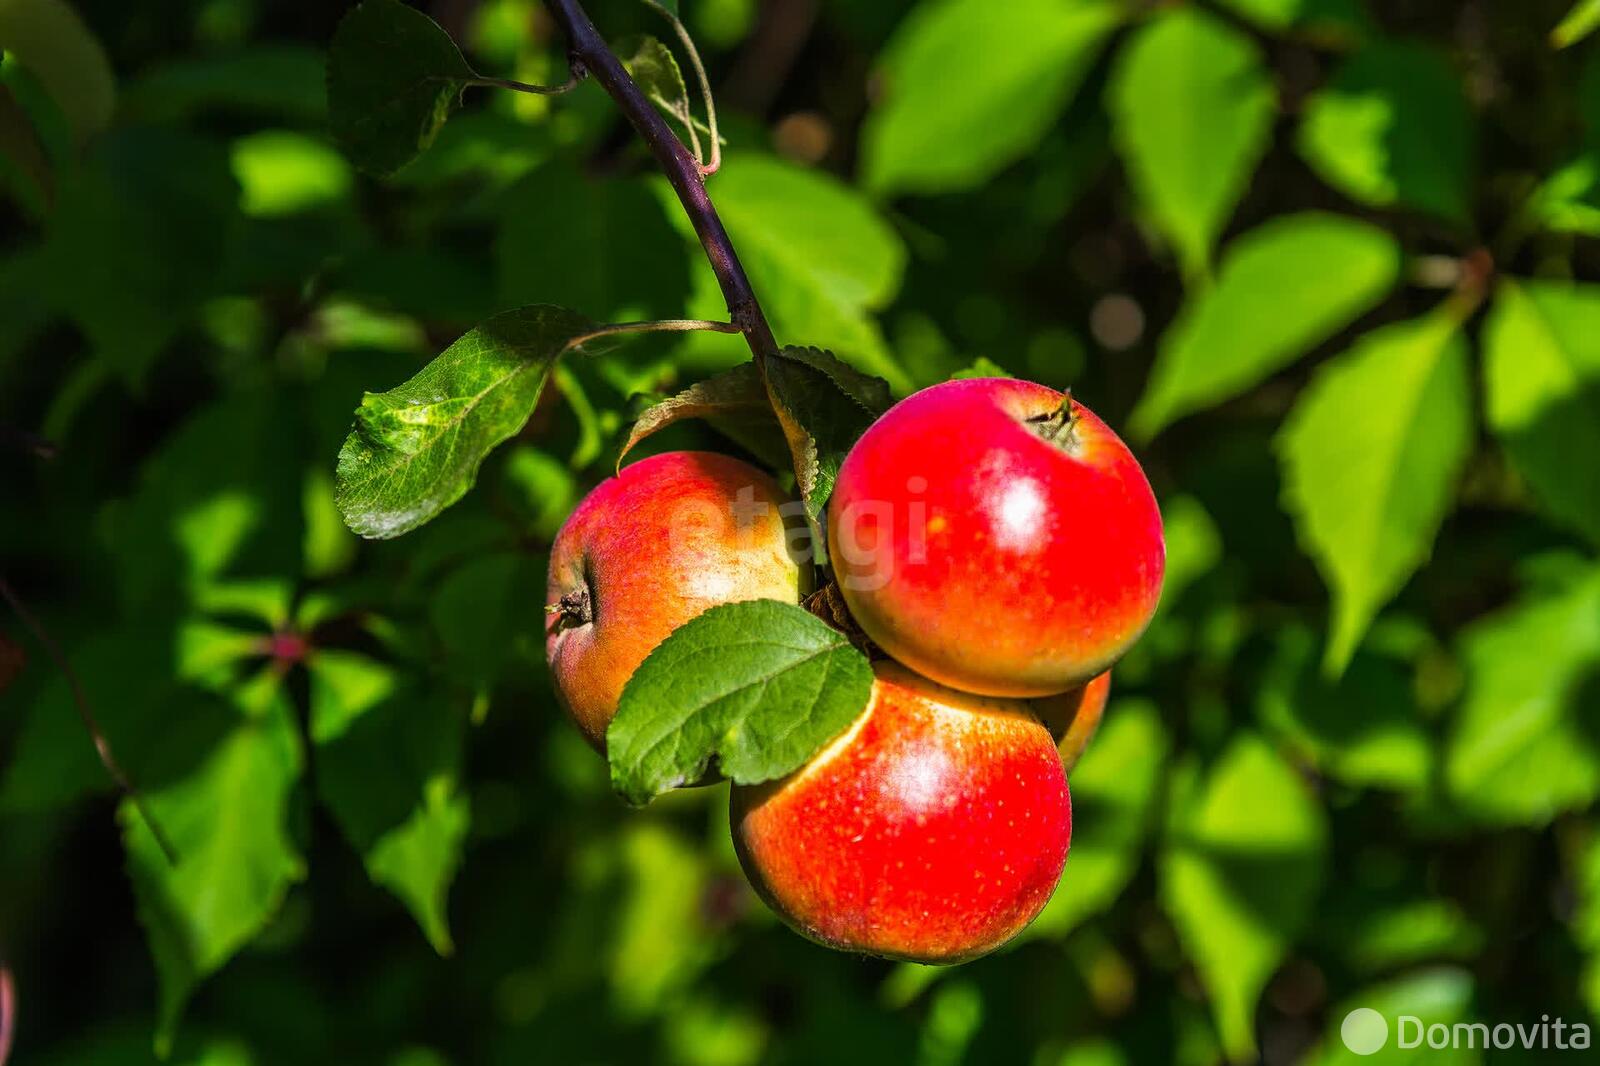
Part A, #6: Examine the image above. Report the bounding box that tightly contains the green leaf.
[0,0,116,141]
[429,551,546,694]
[1131,214,1401,438]
[623,36,700,146]
[0,76,52,218]
[1024,700,1166,940]
[659,153,910,391]
[124,44,327,122]
[311,653,468,954]
[619,361,788,468]
[0,630,190,813]
[500,445,580,542]
[1107,9,1277,278]
[1554,0,1600,48]
[37,129,241,386]
[334,304,597,539]
[1277,307,1473,673]
[104,389,304,615]
[1445,567,1600,826]
[606,600,875,806]
[497,163,690,322]
[948,356,1014,381]
[230,130,353,217]
[1482,280,1600,545]
[1214,0,1368,38]
[122,690,305,1052]
[326,0,476,177]
[1527,152,1600,237]
[1309,968,1477,1065]
[1574,827,1600,1018]
[1258,625,1432,791]
[1334,899,1484,973]
[861,0,1121,195]
[1160,734,1328,1061]
[1297,41,1474,222]
[765,345,892,524]
[1158,495,1223,612]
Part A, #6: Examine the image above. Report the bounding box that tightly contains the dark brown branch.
[0,577,178,865]
[543,0,780,365]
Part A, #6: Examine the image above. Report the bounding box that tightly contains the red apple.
[1035,671,1111,774]
[546,450,806,749]
[828,378,1164,697]
[730,660,1071,963]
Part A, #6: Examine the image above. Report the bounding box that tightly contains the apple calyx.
[550,585,593,628]
[1027,390,1081,451]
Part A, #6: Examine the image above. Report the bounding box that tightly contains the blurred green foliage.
[3,1,1600,1064]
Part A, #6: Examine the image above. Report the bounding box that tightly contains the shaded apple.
[1035,671,1111,774]
[730,660,1071,963]
[546,450,807,750]
[828,378,1164,697]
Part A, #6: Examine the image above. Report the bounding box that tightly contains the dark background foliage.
[3,0,1600,1063]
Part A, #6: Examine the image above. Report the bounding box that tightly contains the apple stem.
[1029,390,1081,450]
[544,0,780,366]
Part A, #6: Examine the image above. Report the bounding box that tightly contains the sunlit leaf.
[104,389,304,614]
[1445,567,1600,825]
[607,600,874,805]
[1132,213,1400,438]
[311,654,468,954]
[335,305,597,539]
[1277,307,1472,673]
[659,153,910,390]
[1527,152,1600,237]
[862,0,1121,195]
[1298,41,1474,222]
[230,130,352,216]
[1213,0,1368,38]
[1482,279,1600,545]
[1258,625,1432,791]
[1554,0,1600,48]
[1161,734,1327,1061]
[1308,968,1476,1065]
[1108,8,1276,277]
[122,690,305,1052]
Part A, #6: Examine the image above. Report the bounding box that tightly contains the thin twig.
[0,578,179,865]
[563,317,739,352]
[544,0,780,366]
[466,70,583,96]
[644,0,722,176]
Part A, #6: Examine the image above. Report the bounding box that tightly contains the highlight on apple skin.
[545,450,807,750]
[827,377,1165,698]
[730,660,1072,964]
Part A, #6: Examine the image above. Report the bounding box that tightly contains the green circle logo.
[1341,1008,1389,1056]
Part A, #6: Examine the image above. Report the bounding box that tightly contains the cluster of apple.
[545,377,1165,962]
